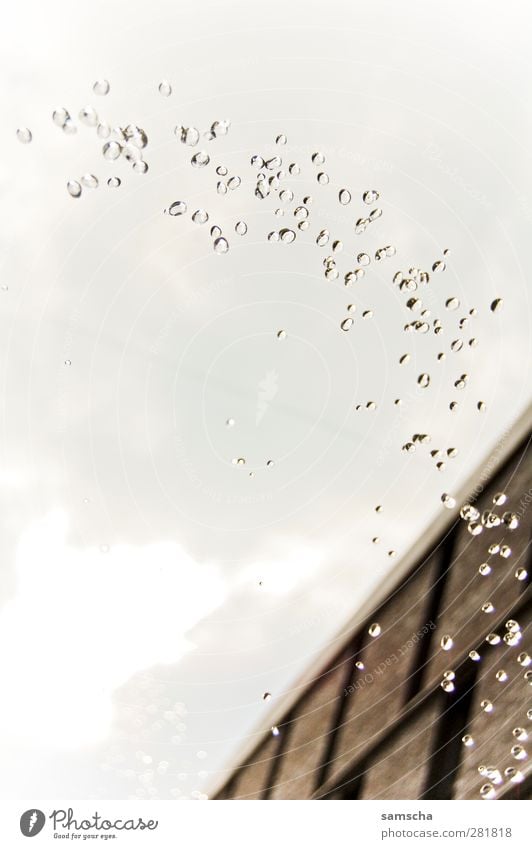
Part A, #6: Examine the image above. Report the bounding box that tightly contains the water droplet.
[479,563,491,576]
[432,260,446,273]
[462,734,474,747]
[441,634,453,651]
[79,106,98,127]
[418,373,431,388]
[16,127,32,144]
[271,726,280,737]
[362,310,373,319]
[317,172,329,185]
[192,209,208,224]
[266,460,275,469]
[341,318,354,332]
[368,623,381,638]
[513,727,528,741]
[67,180,82,198]
[176,126,200,146]
[225,418,235,428]
[93,79,110,96]
[277,330,287,340]
[158,80,172,97]
[469,650,481,662]
[499,545,511,559]
[53,108,69,127]
[515,567,527,581]
[460,504,479,521]
[311,152,325,165]
[477,401,486,412]
[263,691,272,701]
[446,297,460,311]
[103,140,122,160]
[511,745,527,760]
[481,510,500,529]
[357,253,370,266]
[375,505,383,513]
[214,236,229,254]
[133,160,148,174]
[490,298,503,313]
[485,633,501,646]
[279,228,296,243]
[228,176,241,190]
[81,173,98,189]
[339,189,351,205]
[480,783,495,799]
[106,177,121,189]
[363,190,379,204]
[481,601,495,614]
[450,339,463,352]
[235,221,247,235]
[232,457,246,466]
[168,201,187,216]
[191,150,210,168]
[518,652,531,667]
[481,699,493,713]
[399,353,410,365]
[211,120,230,137]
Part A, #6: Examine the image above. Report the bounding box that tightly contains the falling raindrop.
[103,140,122,160]
[192,209,209,224]
[93,79,110,96]
[214,237,229,254]
[158,80,172,97]
[79,106,98,127]
[168,201,187,216]
[191,151,210,168]
[81,173,98,188]
[16,127,32,144]
[67,180,82,198]
[280,228,296,243]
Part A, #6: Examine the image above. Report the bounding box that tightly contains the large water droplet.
[339,189,351,205]
[490,298,503,313]
[16,127,32,144]
[441,634,453,650]
[368,623,381,638]
[363,190,379,204]
[158,80,172,97]
[103,141,122,160]
[79,106,98,127]
[168,201,187,216]
[192,209,208,224]
[93,79,110,96]
[214,236,229,254]
[341,318,354,332]
[191,151,210,168]
[67,180,82,198]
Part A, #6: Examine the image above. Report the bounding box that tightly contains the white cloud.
[0,510,225,748]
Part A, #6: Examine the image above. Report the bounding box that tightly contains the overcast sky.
[0,0,531,800]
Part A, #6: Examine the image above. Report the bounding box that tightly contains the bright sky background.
[0,0,531,800]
